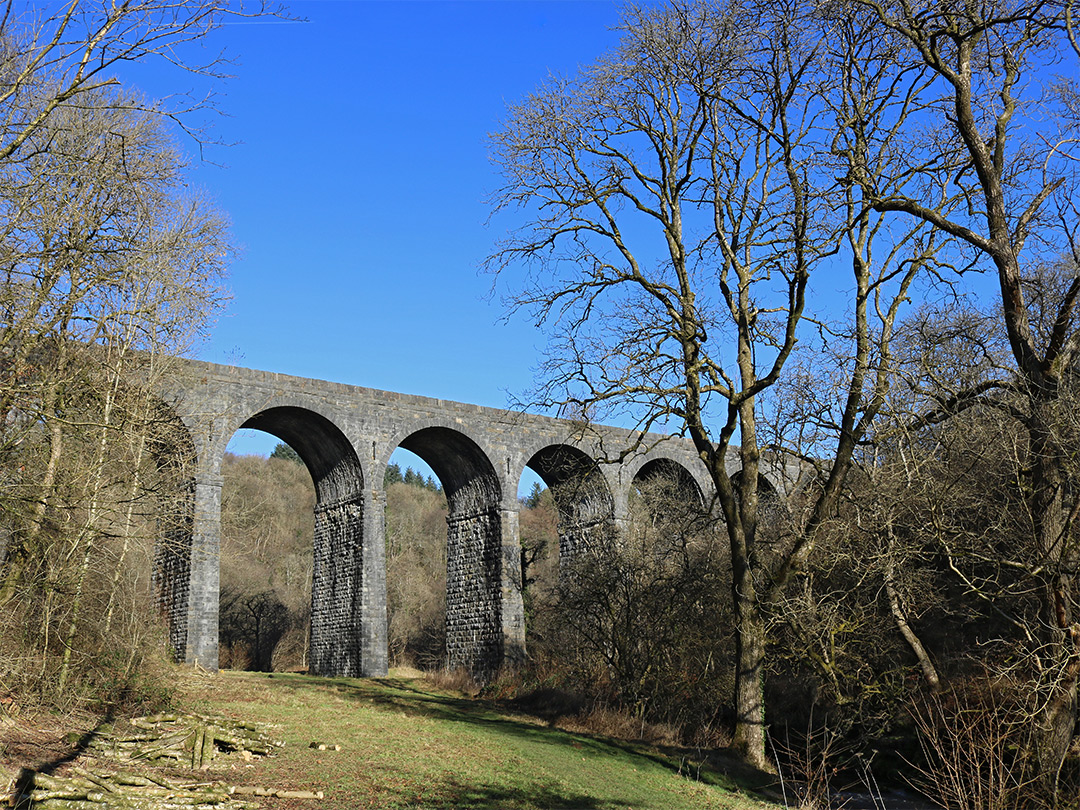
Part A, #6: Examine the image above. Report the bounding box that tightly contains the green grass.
[187,670,781,809]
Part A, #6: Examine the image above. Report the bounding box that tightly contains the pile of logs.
[82,714,284,770]
[9,768,259,808]
[4,713,325,807]
[8,769,327,807]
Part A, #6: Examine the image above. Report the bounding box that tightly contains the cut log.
[191,726,206,770]
[200,726,216,769]
[230,786,325,799]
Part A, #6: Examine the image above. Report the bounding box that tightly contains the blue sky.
[118,1,630,466]
[118,0,1011,486]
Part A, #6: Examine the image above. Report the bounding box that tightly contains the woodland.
[0,0,1079,808]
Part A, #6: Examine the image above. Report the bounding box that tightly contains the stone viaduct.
[155,359,804,680]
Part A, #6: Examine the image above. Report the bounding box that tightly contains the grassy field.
[184,669,782,810]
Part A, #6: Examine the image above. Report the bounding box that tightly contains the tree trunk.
[1026,402,1080,793]
[731,590,769,770]
[884,531,941,693]
[0,381,64,606]
[103,428,147,635]
[57,354,122,694]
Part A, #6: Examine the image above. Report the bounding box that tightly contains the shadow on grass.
[252,672,774,801]
[10,714,116,810]
[266,673,631,755]
[379,772,630,809]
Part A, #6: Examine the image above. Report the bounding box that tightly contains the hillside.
[2,669,781,810]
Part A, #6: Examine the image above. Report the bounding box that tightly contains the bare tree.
[843,0,1080,783]
[488,0,939,769]
[0,87,231,702]
[541,475,731,741]
[0,0,285,163]
[0,0,287,705]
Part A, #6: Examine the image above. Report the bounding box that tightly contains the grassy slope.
[187,670,781,810]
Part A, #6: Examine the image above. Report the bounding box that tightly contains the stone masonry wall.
[152,486,193,661]
[445,509,503,678]
[309,496,364,676]
[185,477,222,669]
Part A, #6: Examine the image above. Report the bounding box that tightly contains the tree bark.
[731,584,768,768]
[1026,398,1080,789]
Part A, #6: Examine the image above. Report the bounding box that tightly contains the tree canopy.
[488,0,1080,777]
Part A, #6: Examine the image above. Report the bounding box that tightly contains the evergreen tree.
[269,442,302,465]
[522,481,545,509]
[384,462,403,487]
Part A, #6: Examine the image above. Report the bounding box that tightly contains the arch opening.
[629,458,715,561]
[221,407,370,677]
[240,407,364,505]
[632,458,705,507]
[393,427,513,679]
[728,470,791,524]
[525,445,616,567]
[383,446,447,670]
[217,438,312,673]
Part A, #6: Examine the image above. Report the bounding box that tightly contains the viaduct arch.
[158,359,806,679]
